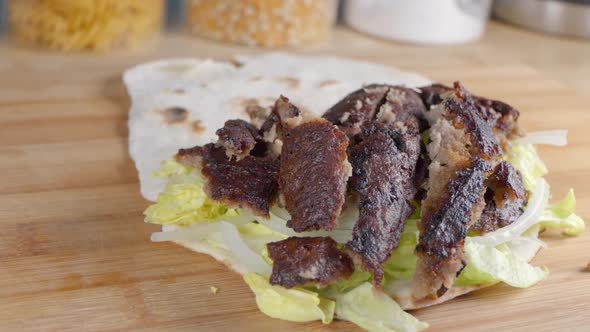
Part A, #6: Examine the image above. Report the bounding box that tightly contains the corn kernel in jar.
[187,0,337,47]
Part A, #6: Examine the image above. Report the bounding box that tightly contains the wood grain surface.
[0,23,589,332]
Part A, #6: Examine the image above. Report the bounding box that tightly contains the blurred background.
[0,0,588,94]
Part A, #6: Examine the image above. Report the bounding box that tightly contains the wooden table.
[1,22,589,332]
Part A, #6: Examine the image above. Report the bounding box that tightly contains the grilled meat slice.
[267,236,354,288]
[323,84,390,137]
[216,119,263,160]
[280,118,351,232]
[346,119,421,285]
[418,83,452,109]
[419,83,521,149]
[376,86,428,126]
[260,95,309,156]
[424,83,501,167]
[414,158,491,299]
[176,144,279,216]
[476,97,521,141]
[415,82,501,299]
[323,85,427,138]
[470,161,527,234]
[444,83,502,159]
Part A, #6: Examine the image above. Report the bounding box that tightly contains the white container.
[344,0,492,45]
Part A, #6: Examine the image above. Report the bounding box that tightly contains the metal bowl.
[493,0,590,39]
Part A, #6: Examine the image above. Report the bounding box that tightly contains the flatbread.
[124,53,430,201]
[399,241,542,310]
[124,53,542,311]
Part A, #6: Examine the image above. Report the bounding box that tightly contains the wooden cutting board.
[1,26,589,332]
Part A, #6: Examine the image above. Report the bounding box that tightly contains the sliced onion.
[506,225,546,262]
[517,130,568,146]
[472,179,550,247]
[510,236,547,250]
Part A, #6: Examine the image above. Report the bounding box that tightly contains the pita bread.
[124,53,542,311]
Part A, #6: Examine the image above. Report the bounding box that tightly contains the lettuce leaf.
[325,270,372,294]
[238,222,286,254]
[539,189,585,236]
[457,238,547,287]
[144,160,238,225]
[243,273,335,324]
[383,219,419,280]
[152,222,273,275]
[506,143,548,191]
[335,282,428,332]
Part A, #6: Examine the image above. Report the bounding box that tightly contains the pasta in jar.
[8,0,164,51]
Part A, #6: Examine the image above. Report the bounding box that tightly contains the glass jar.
[186,0,338,47]
[8,0,165,51]
[344,0,492,45]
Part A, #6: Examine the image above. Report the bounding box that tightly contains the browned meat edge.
[323,84,427,138]
[414,82,502,299]
[346,120,421,285]
[419,83,522,148]
[470,161,527,234]
[216,119,263,160]
[414,158,491,299]
[444,83,501,159]
[176,144,279,216]
[280,118,351,232]
[267,236,354,288]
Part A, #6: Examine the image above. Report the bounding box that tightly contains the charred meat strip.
[323,84,390,137]
[476,97,521,140]
[267,236,354,289]
[443,83,501,159]
[260,95,308,156]
[280,118,351,232]
[376,86,427,126]
[470,161,527,234]
[260,95,303,137]
[346,120,421,285]
[419,83,521,148]
[176,144,279,216]
[414,158,491,299]
[414,83,501,299]
[418,83,451,109]
[216,119,263,160]
[323,85,427,137]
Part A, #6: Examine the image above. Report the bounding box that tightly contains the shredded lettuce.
[244,273,335,324]
[326,270,372,294]
[144,160,238,225]
[539,189,585,236]
[383,219,419,281]
[457,238,547,288]
[420,130,430,146]
[506,143,548,191]
[335,282,428,332]
[152,159,192,177]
